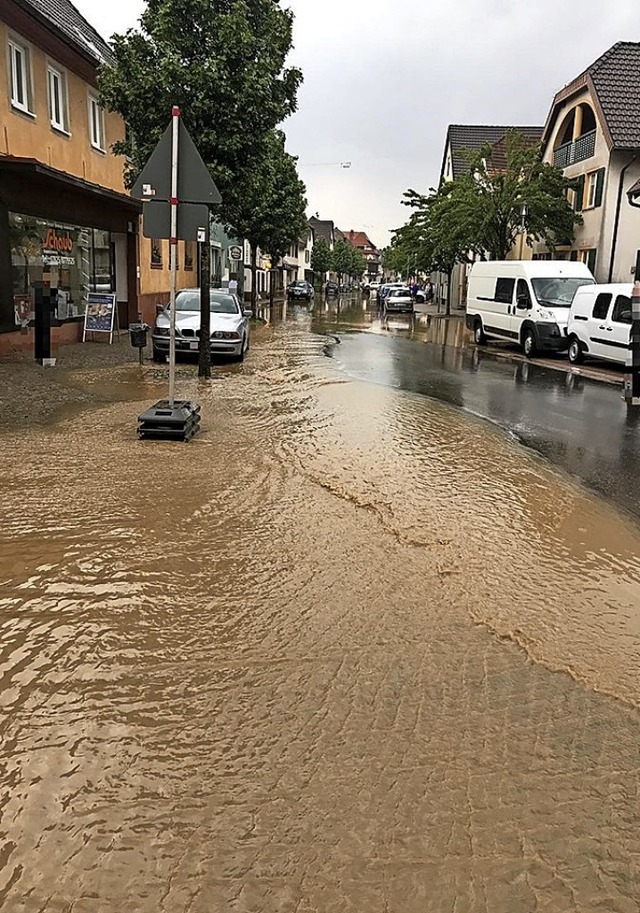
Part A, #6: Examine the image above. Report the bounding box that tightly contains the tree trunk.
[445,268,452,316]
[250,242,258,314]
[269,265,276,308]
[198,237,211,379]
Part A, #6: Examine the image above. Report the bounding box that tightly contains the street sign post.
[624,281,640,406]
[132,108,222,440]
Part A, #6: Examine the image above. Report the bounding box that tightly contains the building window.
[47,64,69,133]
[8,37,33,115]
[584,169,605,209]
[88,93,105,151]
[184,241,195,271]
[579,248,597,274]
[150,239,163,269]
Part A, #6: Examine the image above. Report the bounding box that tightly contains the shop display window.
[9,212,114,320]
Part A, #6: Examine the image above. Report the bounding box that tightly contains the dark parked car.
[325,281,339,296]
[287,280,314,302]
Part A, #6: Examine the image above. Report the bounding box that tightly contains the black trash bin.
[129,323,149,363]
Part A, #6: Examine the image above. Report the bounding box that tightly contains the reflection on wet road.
[316,297,640,523]
[1,301,640,911]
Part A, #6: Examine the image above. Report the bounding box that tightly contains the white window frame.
[88,92,105,152]
[7,36,34,116]
[585,171,598,209]
[47,63,69,134]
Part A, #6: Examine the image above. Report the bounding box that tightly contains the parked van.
[466,260,595,357]
[566,283,633,365]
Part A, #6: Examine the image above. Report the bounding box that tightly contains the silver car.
[385,287,414,313]
[152,289,252,363]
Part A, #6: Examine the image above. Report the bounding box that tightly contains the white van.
[466,260,595,357]
[566,283,633,366]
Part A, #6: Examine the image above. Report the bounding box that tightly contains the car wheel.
[523,328,537,358]
[474,320,487,345]
[568,336,584,364]
[152,348,165,363]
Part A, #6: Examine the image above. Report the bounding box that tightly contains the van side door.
[489,277,517,339]
[586,291,613,359]
[604,294,632,364]
[512,278,532,337]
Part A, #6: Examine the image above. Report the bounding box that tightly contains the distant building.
[341,229,381,278]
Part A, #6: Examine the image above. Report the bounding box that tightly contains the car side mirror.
[243,309,253,318]
[516,297,530,310]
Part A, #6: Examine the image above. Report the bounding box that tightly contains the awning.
[0,155,141,230]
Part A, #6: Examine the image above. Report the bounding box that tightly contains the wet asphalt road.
[312,299,640,523]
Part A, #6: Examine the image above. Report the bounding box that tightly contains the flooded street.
[2,305,640,911]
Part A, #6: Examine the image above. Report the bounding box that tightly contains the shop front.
[0,157,141,354]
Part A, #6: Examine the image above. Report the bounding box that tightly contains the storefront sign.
[42,227,76,267]
[228,245,243,261]
[83,292,116,343]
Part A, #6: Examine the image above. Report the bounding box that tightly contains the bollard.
[624,281,640,405]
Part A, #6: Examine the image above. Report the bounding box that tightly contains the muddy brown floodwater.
[2,315,640,912]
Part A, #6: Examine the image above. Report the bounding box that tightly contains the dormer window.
[554,103,597,167]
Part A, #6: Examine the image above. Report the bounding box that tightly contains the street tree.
[401,131,581,263]
[382,243,411,279]
[392,130,582,312]
[223,130,307,312]
[99,0,302,210]
[332,239,353,287]
[310,237,333,287]
[347,246,366,283]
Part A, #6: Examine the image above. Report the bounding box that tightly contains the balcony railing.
[553,130,596,168]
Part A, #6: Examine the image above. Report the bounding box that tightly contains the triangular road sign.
[131,120,222,205]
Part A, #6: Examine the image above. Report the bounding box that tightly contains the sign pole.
[624,281,640,406]
[169,105,181,408]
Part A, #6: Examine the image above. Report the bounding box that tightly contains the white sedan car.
[384,287,414,314]
[152,289,252,363]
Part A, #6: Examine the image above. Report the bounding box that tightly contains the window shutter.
[587,248,597,274]
[594,168,605,207]
[570,250,578,261]
[574,175,585,211]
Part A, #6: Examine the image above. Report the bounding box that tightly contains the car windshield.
[174,291,239,314]
[390,288,410,296]
[531,277,595,308]
[291,281,307,287]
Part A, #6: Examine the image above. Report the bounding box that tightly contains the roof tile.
[20,0,112,64]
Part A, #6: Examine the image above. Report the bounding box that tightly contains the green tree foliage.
[347,246,366,281]
[332,239,353,285]
[396,131,582,268]
[223,130,307,309]
[99,0,302,216]
[310,237,333,283]
[381,244,410,278]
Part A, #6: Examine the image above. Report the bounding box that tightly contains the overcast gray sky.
[76,0,639,249]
